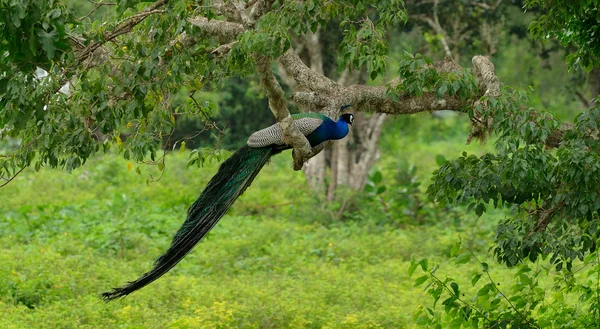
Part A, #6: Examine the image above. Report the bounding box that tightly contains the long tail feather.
[101,145,274,301]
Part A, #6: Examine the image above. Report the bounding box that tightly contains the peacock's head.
[339,113,354,125]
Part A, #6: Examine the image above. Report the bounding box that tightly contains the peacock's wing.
[247,116,325,148]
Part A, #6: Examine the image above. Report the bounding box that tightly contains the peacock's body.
[102,112,354,300]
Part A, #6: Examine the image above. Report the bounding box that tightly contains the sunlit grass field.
[1,116,517,328]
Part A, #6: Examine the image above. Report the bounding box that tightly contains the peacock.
[101,111,354,300]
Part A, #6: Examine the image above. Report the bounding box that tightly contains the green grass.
[0,117,515,328]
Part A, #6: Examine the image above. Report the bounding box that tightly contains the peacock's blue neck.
[330,119,350,140]
[305,118,350,146]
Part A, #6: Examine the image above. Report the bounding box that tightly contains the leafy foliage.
[527,0,600,70]
[0,0,215,183]
[427,87,600,268]
[411,239,600,328]
[0,0,411,184]
[390,52,478,101]
[0,0,76,68]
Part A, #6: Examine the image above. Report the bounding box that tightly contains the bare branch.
[472,0,503,10]
[79,0,116,21]
[245,0,276,28]
[472,55,500,97]
[211,41,238,57]
[575,90,591,108]
[211,0,243,23]
[343,83,467,114]
[414,0,454,60]
[279,49,339,93]
[187,17,244,43]
[256,56,314,170]
[292,91,330,108]
[0,167,26,188]
[533,201,564,233]
[276,62,298,89]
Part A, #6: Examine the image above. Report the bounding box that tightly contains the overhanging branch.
[256,57,314,170]
[278,46,568,149]
[187,17,244,43]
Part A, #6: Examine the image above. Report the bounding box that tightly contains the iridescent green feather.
[292,112,327,120]
[101,146,276,300]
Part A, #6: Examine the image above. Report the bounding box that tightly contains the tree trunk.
[292,29,388,199]
[325,112,387,201]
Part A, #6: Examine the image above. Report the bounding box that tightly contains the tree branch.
[187,17,244,43]
[255,57,314,170]
[0,166,26,188]
[417,0,454,58]
[79,0,116,21]
[279,48,339,93]
[244,0,276,28]
[76,0,169,62]
[278,46,569,149]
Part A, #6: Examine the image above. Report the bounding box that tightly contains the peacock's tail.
[101,145,274,301]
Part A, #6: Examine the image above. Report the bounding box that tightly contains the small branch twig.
[469,251,539,328]
[0,167,26,188]
[77,0,169,62]
[79,0,117,21]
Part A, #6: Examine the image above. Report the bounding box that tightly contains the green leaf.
[38,29,58,60]
[372,170,382,184]
[477,284,491,296]
[435,154,447,166]
[471,274,482,286]
[455,252,471,264]
[370,70,378,80]
[450,282,459,295]
[414,275,429,287]
[29,26,38,56]
[449,241,461,257]
[408,261,418,277]
[436,84,448,99]
[475,203,486,217]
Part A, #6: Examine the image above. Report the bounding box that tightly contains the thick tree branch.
[187,17,244,43]
[255,57,313,170]
[278,46,569,149]
[279,49,339,93]
[472,55,500,96]
[280,47,469,115]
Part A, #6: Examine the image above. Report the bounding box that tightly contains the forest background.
[1,0,599,328]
